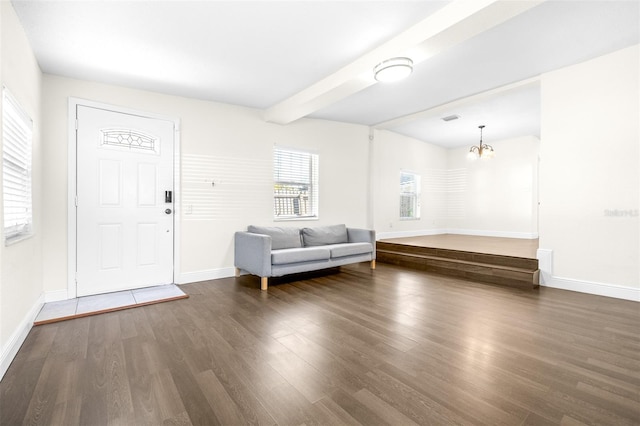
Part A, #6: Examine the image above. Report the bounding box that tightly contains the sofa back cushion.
[302,224,348,247]
[248,226,302,250]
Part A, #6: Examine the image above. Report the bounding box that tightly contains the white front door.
[76,105,175,297]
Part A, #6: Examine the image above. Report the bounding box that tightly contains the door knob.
[165,208,172,214]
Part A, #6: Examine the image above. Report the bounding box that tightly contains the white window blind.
[2,87,33,244]
[273,147,319,219]
[400,171,420,220]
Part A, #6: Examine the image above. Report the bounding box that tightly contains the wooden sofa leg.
[235,268,241,277]
[371,260,376,270]
[261,277,268,290]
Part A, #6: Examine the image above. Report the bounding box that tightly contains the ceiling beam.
[374,76,541,130]
[263,0,545,125]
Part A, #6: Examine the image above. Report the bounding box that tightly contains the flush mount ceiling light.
[467,125,495,160]
[373,57,413,82]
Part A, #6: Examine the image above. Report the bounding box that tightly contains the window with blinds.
[400,171,421,220]
[2,87,33,244]
[273,147,319,219]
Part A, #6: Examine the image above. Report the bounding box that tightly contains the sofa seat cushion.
[328,242,373,259]
[302,224,348,246]
[271,247,330,265]
[248,225,302,250]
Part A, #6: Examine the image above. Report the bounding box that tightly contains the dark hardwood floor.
[1,263,639,425]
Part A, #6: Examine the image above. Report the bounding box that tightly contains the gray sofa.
[234,224,376,290]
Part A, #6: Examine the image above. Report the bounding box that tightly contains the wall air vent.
[441,114,460,122]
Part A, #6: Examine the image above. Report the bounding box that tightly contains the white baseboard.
[542,276,639,302]
[536,249,553,284]
[177,267,236,284]
[537,248,639,302]
[446,229,539,239]
[377,229,448,240]
[377,229,538,240]
[0,293,44,381]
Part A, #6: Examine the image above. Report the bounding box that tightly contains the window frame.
[273,146,319,221]
[2,87,34,245]
[399,170,421,220]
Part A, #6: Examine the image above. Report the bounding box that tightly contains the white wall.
[372,129,539,240]
[446,135,539,238]
[41,75,371,292]
[539,44,639,299]
[0,2,44,378]
[372,129,448,238]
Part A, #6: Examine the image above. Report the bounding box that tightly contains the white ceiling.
[11,0,640,148]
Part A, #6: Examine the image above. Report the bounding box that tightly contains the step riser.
[376,242,538,270]
[377,251,539,290]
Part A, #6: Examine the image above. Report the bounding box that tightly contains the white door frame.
[67,98,181,299]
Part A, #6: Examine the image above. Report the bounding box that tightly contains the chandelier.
[467,125,494,160]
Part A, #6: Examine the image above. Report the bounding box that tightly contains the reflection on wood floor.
[1,262,638,425]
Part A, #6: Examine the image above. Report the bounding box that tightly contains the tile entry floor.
[34,284,188,325]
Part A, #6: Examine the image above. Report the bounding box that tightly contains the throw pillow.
[302,224,348,246]
[247,226,302,250]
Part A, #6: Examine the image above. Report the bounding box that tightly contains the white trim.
[67,98,181,299]
[173,121,182,284]
[542,276,639,302]
[377,228,447,240]
[67,100,77,298]
[446,228,539,239]
[0,293,44,380]
[537,248,639,302]
[177,267,236,284]
[536,248,553,284]
[377,228,538,241]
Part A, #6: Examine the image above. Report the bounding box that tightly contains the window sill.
[274,216,319,222]
[5,233,34,246]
